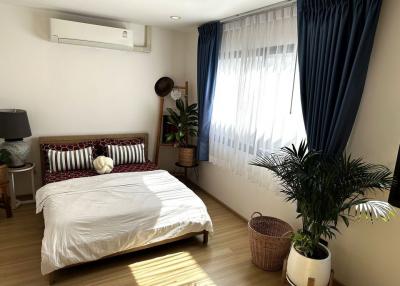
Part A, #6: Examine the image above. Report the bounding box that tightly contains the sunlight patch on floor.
[128,251,216,286]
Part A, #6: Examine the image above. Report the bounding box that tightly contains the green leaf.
[165,133,175,143]
[340,215,350,227]
[354,200,396,222]
[176,99,185,112]
[187,104,198,113]
[166,108,176,116]
[162,98,198,146]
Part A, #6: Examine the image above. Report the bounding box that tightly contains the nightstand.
[8,162,36,209]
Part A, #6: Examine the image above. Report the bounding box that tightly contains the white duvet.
[36,170,213,275]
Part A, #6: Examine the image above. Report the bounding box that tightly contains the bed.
[37,134,213,283]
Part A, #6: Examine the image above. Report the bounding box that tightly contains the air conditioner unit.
[50,18,134,51]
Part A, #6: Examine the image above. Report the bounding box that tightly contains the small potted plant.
[0,149,11,184]
[165,99,198,166]
[250,142,396,286]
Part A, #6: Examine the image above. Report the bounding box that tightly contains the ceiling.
[0,0,282,30]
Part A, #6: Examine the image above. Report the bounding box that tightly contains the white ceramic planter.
[286,244,331,286]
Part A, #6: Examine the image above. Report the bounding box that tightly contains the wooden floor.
[0,186,286,286]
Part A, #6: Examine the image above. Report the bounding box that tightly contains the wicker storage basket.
[178,147,195,167]
[248,212,293,271]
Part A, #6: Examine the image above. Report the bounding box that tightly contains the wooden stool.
[281,257,334,286]
[0,182,12,218]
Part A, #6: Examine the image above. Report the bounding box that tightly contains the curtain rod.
[220,0,296,23]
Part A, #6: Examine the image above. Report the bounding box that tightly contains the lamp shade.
[0,109,32,140]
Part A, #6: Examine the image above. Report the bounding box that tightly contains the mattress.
[36,170,213,275]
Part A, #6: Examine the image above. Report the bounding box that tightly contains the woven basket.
[248,212,293,271]
[178,147,195,166]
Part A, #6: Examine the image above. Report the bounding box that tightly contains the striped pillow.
[48,147,94,173]
[107,144,145,165]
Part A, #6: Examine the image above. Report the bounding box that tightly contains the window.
[209,5,305,184]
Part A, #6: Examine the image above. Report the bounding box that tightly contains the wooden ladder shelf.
[154,81,189,166]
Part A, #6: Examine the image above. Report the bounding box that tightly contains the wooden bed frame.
[47,230,208,284]
[37,133,209,284]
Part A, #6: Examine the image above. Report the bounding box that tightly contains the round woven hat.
[154,77,174,97]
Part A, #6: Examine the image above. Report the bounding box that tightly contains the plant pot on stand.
[165,97,199,168]
[178,146,196,167]
[286,244,332,286]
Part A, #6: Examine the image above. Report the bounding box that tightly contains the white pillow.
[106,143,145,165]
[48,147,93,173]
[93,156,114,174]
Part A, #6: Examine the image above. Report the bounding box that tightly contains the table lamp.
[0,109,32,167]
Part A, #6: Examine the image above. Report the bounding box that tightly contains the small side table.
[8,163,36,209]
[175,162,199,179]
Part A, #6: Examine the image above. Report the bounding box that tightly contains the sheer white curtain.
[209,5,305,185]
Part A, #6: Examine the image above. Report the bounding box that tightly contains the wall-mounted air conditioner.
[50,18,150,52]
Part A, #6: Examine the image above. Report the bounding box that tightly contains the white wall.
[0,3,187,191]
[187,1,400,285]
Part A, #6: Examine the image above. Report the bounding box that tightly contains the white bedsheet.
[36,170,213,275]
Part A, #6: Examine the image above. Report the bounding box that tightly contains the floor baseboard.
[184,178,248,222]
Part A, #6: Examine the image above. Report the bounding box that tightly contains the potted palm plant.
[165,99,198,166]
[250,142,396,286]
[0,149,11,184]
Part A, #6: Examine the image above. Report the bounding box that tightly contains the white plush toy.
[93,156,114,174]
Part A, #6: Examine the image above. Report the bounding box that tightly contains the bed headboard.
[38,133,149,181]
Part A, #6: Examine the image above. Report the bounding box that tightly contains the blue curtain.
[297,0,382,155]
[197,21,222,161]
